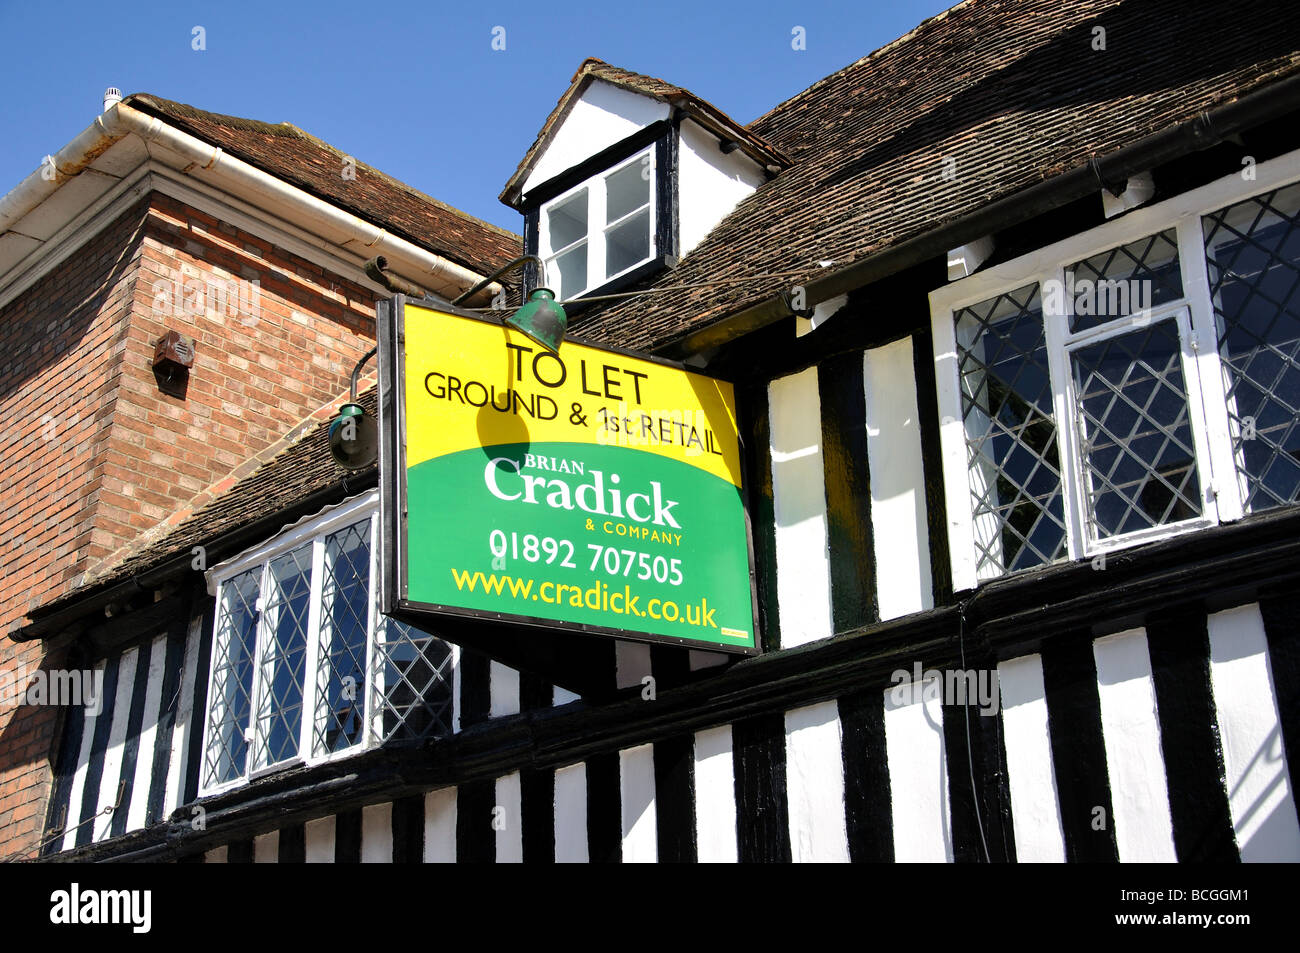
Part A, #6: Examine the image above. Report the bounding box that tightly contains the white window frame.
[197,489,459,797]
[1062,303,1221,552]
[538,145,657,299]
[930,148,1300,592]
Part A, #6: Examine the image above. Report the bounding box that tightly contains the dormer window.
[502,62,788,307]
[540,147,656,299]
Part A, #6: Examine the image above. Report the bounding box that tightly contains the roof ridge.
[126,94,308,138]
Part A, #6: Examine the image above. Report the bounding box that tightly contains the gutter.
[0,101,503,302]
[662,69,1300,358]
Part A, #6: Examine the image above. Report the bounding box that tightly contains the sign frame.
[377,294,762,691]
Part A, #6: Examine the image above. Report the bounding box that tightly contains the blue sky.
[0,0,954,234]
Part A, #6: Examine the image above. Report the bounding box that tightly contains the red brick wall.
[0,199,147,859]
[0,190,378,859]
[93,193,377,569]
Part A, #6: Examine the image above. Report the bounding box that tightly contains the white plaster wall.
[554,762,589,863]
[997,654,1067,861]
[490,661,520,718]
[620,743,657,862]
[784,701,850,862]
[615,640,653,690]
[768,368,834,648]
[863,338,934,620]
[1207,604,1300,861]
[553,685,582,705]
[523,80,670,196]
[93,646,138,842]
[1092,628,1177,862]
[450,642,462,732]
[164,615,204,817]
[304,814,335,863]
[360,801,392,862]
[61,660,104,852]
[126,633,168,832]
[496,771,523,862]
[689,650,729,671]
[677,118,765,257]
[693,725,737,862]
[883,677,952,861]
[423,787,457,862]
[253,830,279,863]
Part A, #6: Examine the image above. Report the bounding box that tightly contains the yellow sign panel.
[403,303,742,487]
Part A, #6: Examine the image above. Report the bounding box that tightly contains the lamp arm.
[349,346,377,402]
[451,255,547,307]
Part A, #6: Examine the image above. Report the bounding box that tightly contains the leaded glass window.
[252,546,312,770]
[315,522,371,756]
[934,163,1300,587]
[1069,315,1204,539]
[1067,229,1183,332]
[201,498,455,794]
[955,283,1068,577]
[204,568,259,786]
[373,616,454,743]
[1203,182,1300,512]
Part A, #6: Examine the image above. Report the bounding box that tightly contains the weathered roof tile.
[126,93,522,277]
[570,0,1300,353]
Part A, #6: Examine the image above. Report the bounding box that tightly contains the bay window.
[200,492,454,794]
[933,158,1300,590]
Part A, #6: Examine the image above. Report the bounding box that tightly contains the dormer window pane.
[607,209,651,278]
[554,244,588,299]
[549,190,588,250]
[538,145,657,300]
[606,160,649,223]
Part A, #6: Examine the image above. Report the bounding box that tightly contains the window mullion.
[198,582,228,792]
[1174,306,1224,524]
[245,559,272,780]
[589,176,607,292]
[365,511,381,747]
[931,305,978,591]
[1176,216,1244,522]
[1043,265,1087,560]
[300,537,326,762]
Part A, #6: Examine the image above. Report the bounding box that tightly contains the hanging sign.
[379,297,758,654]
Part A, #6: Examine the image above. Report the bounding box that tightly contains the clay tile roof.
[125,93,521,278]
[569,0,1300,355]
[500,57,789,208]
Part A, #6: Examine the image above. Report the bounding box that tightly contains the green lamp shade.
[506,288,568,352]
[328,402,378,470]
